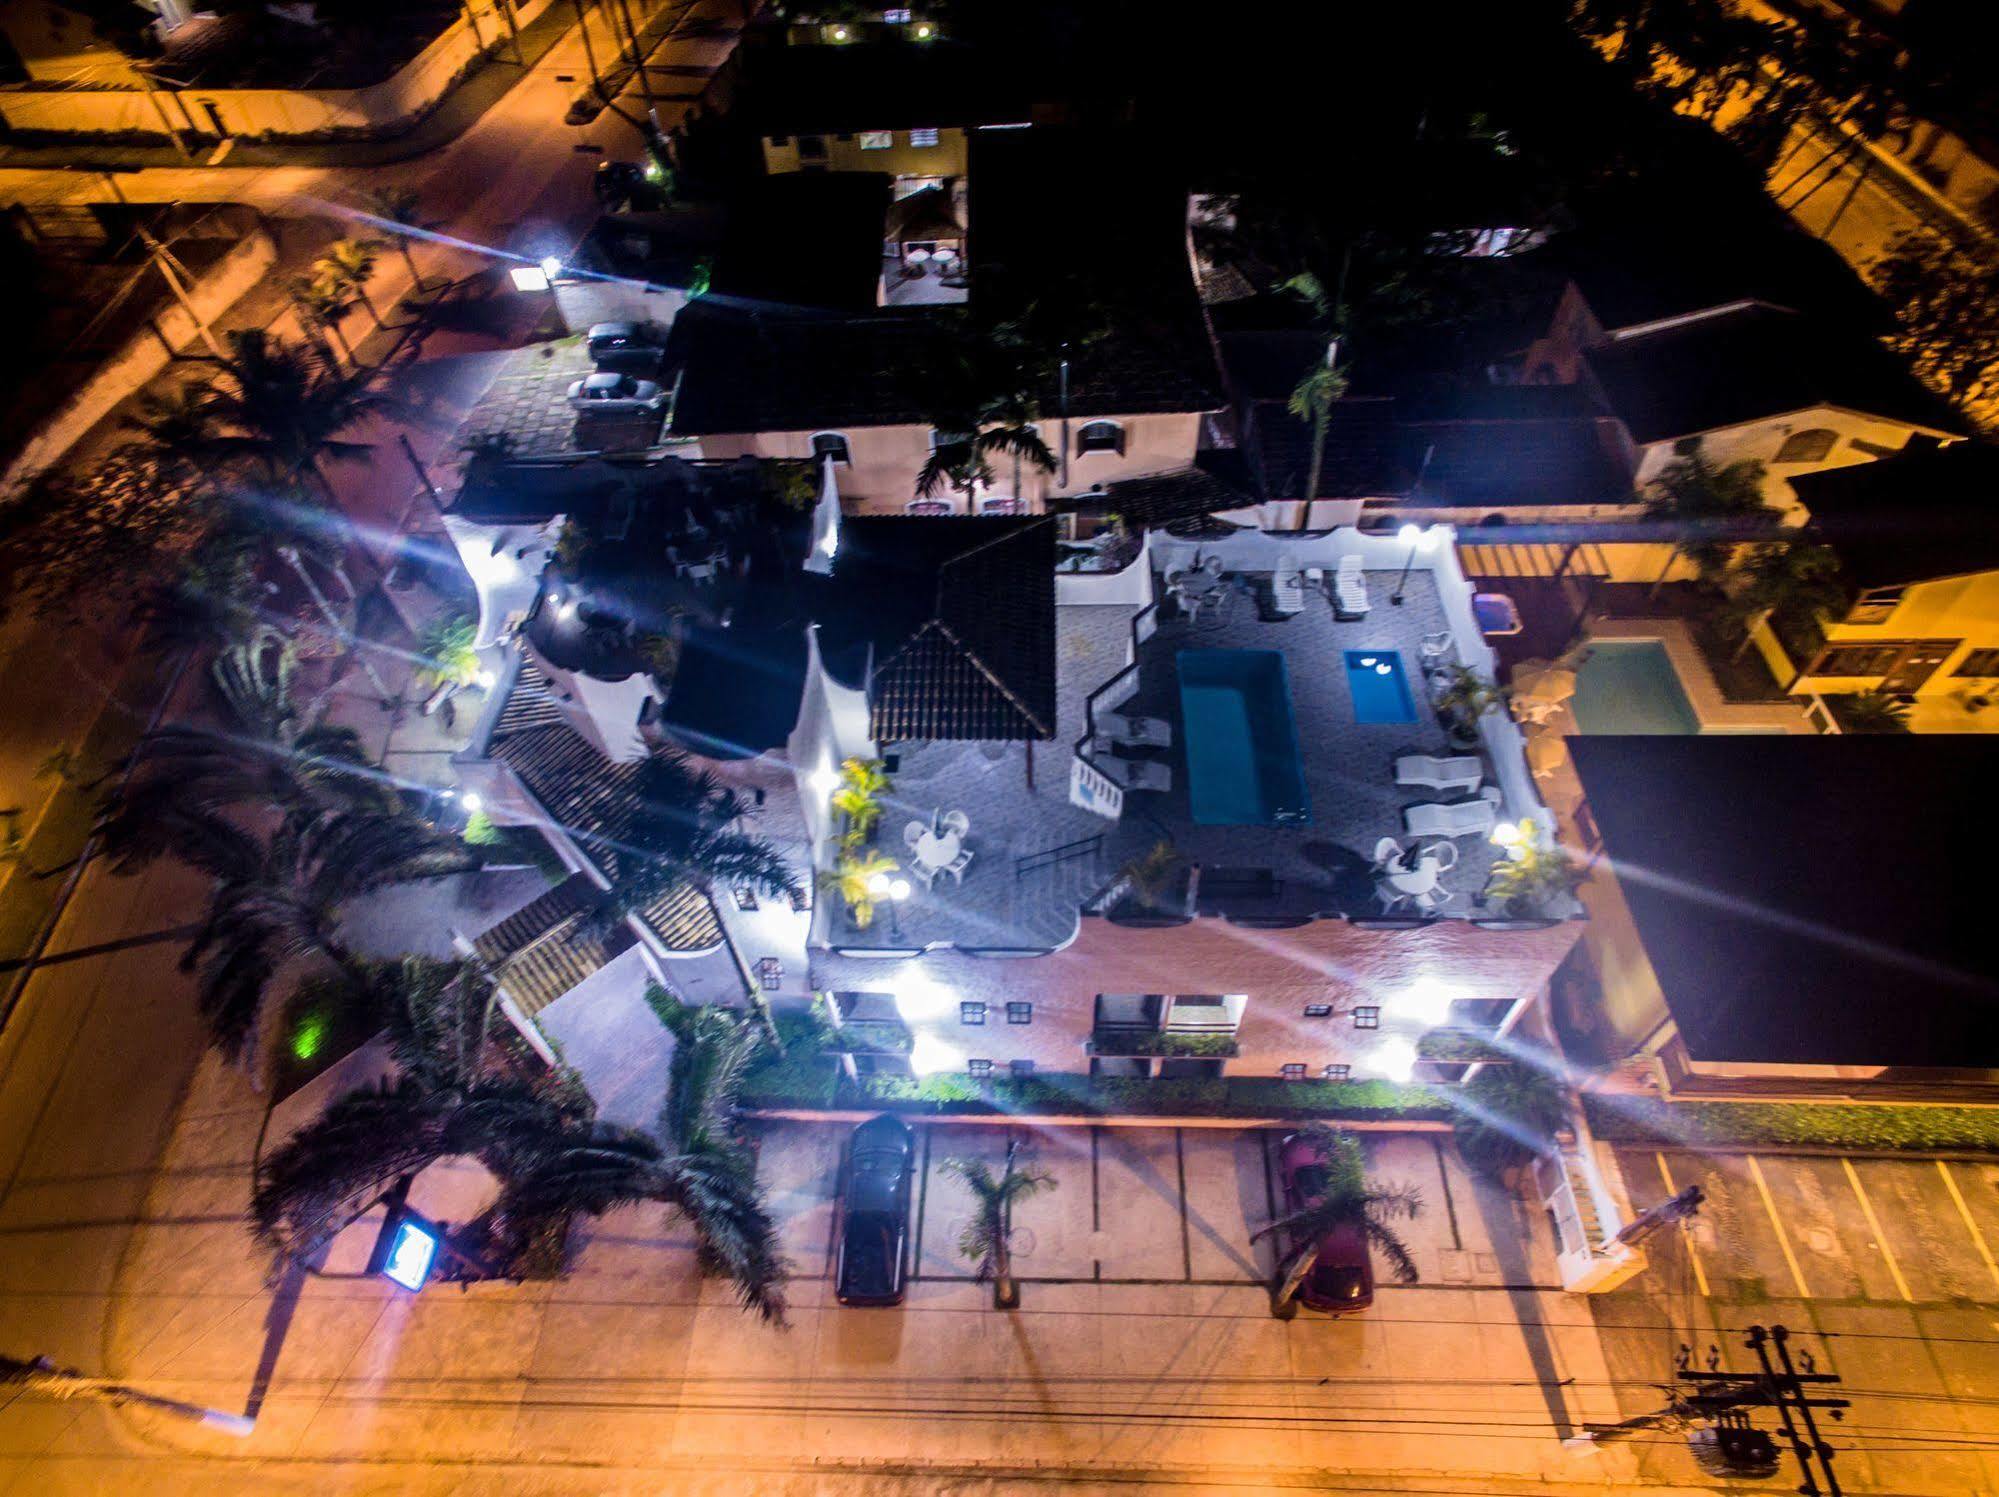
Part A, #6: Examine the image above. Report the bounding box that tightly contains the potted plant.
[830,757,891,845]
[1481,819,1584,920]
[819,846,900,929]
[1432,664,1502,747]
[1104,839,1193,921]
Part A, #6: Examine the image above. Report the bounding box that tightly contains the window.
[733,884,759,911]
[1322,1063,1351,1081]
[906,499,952,516]
[1279,1063,1306,1080]
[960,1001,987,1025]
[858,130,893,151]
[810,431,851,465]
[835,133,853,143]
[908,127,941,148]
[1958,649,1999,677]
[1007,1001,1033,1025]
[756,958,782,991]
[883,6,911,20]
[798,135,827,160]
[1352,1006,1381,1030]
[1303,1003,1333,1018]
[968,1058,994,1077]
[978,496,1023,515]
[1812,644,1902,677]
[1773,427,1839,464]
[1846,586,1904,625]
[1076,420,1125,457]
[1010,1058,1035,1077]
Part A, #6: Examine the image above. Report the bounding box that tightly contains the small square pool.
[1571,640,1700,735]
[1343,650,1417,724]
[1177,649,1311,826]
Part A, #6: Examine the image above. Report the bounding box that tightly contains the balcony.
[1085,1029,1241,1060]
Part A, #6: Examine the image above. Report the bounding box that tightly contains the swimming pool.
[1342,650,1417,724]
[1570,640,1700,735]
[1177,650,1311,826]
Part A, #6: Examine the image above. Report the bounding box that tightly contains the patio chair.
[942,847,974,884]
[1097,711,1172,749]
[941,809,969,837]
[1333,556,1370,620]
[904,821,927,852]
[909,859,940,890]
[1394,753,1484,795]
[1419,631,1455,663]
[1372,836,1404,870]
[1100,756,1172,792]
[1270,553,1305,617]
[1402,798,1497,838]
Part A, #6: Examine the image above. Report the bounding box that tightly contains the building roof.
[1582,305,1960,446]
[1571,735,1999,1071]
[818,516,1057,741]
[1098,462,1257,526]
[735,40,1029,137]
[711,173,893,312]
[1791,439,1999,591]
[1247,399,1408,500]
[1399,415,1636,509]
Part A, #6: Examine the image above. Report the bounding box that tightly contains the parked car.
[835,1113,915,1306]
[1275,1131,1374,1313]
[566,370,668,413]
[585,320,669,373]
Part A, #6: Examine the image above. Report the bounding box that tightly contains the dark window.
[1279,1063,1306,1080]
[1322,1063,1351,1081]
[1007,1001,1033,1025]
[1813,644,1902,676]
[968,1058,993,1077]
[798,135,827,159]
[1352,1006,1380,1030]
[1773,427,1839,464]
[1076,420,1125,457]
[1957,649,1999,677]
[1303,1003,1333,1018]
[960,1001,986,1025]
[1010,1058,1035,1077]
[1448,997,1514,1029]
[1846,587,1904,624]
[811,432,851,465]
[835,133,853,142]
[756,958,782,991]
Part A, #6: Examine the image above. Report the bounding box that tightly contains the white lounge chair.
[1100,757,1172,792]
[1271,553,1304,617]
[1334,555,1370,619]
[1097,711,1172,749]
[1394,753,1484,795]
[1403,798,1498,838]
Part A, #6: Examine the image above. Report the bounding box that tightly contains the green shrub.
[1584,1096,1999,1154]
[814,1072,1449,1121]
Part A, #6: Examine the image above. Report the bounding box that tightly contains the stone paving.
[458,337,668,458]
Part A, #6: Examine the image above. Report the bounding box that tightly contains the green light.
[292,1015,327,1062]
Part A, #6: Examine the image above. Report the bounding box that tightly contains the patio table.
[914,829,962,872]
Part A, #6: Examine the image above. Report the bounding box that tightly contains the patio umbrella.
[1511,661,1578,706]
[1525,729,1569,780]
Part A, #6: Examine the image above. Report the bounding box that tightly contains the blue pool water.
[1177,650,1311,826]
[1342,650,1417,724]
[1570,640,1700,735]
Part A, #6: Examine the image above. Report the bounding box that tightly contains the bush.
[808,1072,1450,1121]
[1584,1096,1999,1154]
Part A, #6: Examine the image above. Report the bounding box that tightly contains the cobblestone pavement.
[459,338,667,457]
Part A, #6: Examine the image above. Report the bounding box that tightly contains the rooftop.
[1791,439,1999,591]
[734,39,1030,137]
[1582,304,1961,446]
[1571,734,1999,1071]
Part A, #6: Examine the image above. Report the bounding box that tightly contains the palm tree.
[315,237,387,328]
[1452,1059,1570,1178]
[579,750,800,941]
[1641,441,1774,595]
[1249,1126,1420,1318]
[912,318,1058,508]
[819,845,899,929]
[118,383,225,488]
[941,1140,1055,1308]
[1282,271,1349,517]
[361,185,433,288]
[1835,690,1911,734]
[196,329,393,497]
[288,272,361,365]
[1721,542,1848,660]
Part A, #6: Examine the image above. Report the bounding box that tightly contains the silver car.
[567,371,667,413]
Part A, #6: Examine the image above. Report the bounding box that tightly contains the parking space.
[1618,1145,1999,1307]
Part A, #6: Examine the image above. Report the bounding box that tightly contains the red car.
[1276,1132,1374,1313]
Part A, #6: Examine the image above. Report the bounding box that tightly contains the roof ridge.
[927,616,1053,737]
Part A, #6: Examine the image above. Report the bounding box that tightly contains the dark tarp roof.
[1792,439,1999,591]
[1571,734,1999,1071]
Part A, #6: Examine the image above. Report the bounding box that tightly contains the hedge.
[822,1073,1452,1122]
[1584,1096,1999,1154]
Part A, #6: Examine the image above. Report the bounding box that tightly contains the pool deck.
[820,567,1511,954]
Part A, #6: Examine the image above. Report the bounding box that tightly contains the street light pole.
[1390,523,1430,606]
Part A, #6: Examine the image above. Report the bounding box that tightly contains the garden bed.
[1585,1095,1999,1154]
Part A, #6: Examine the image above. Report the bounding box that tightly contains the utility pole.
[1,1354,252,1435]
[1683,1325,1847,1493]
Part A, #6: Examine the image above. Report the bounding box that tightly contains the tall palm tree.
[288,273,361,366]
[1249,1127,1420,1318]
[1722,542,1847,660]
[911,317,1058,508]
[1282,271,1349,517]
[1452,1058,1570,1178]
[315,237,387,327]
[580,750,800,941]
[941,1140,1056,1309]
[360,185,433,289]
[118,384,225,489]
[1640,442,1773,595]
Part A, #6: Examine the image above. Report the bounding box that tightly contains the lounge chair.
[1097,711,1173,749]
[1394,754,1484,795]
[1333,556,1369,619]
[1403,798,1498,838]
[1100,756,1172,792]
[1271,553,1304,617]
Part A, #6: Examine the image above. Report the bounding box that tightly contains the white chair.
[1373,836,1404,869]
[1395,754,1484,795]
[1098,711,1172,749]
[1334,556,1370,619]
[1271,552,1304,617]
[943,847,974,884]
[1101,757,1171,792]
[1419,631,1455,663]
[904,821,927,852]
[1403,799,1498,838]
[941,810,969,837]
[908,859,940,890]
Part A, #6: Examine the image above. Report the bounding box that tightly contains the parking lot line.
[1936,1160,1999,1294]
[1840,1156,1913,1303]
[1654,1152,1709,1298]
[1744,1153,1811,1299]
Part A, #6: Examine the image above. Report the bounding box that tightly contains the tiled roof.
[496,914,633,1019]
[472,872,603,964]
[491,657,566,738]
[1247,399,1407,500]
[1100,465,1257,526]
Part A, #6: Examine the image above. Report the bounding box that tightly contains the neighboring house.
[1788,440,1999,728]
[1571,734,1999,1097]
[791,513,1583,1086]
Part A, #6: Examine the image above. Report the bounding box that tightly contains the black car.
[585,320,668,374]
[835,1114,915,1306]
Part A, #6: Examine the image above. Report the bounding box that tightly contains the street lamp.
[869,872,912,939]
[1390,523,1438,606]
